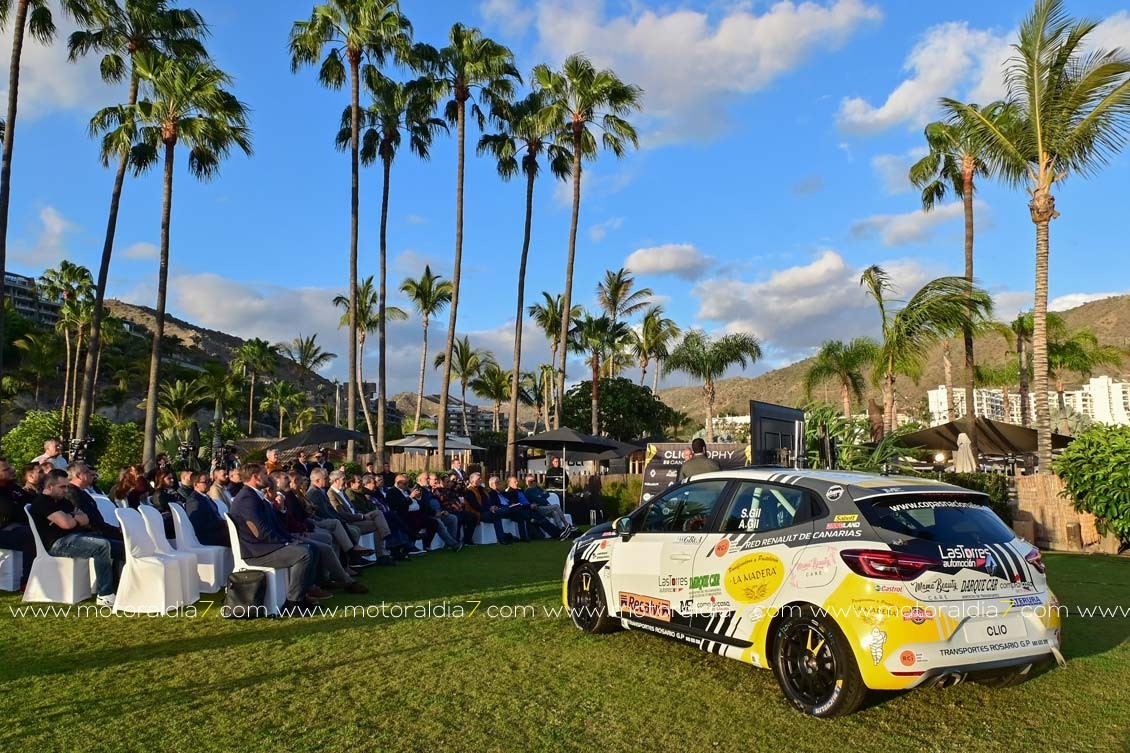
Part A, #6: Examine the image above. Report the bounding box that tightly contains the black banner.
[641,443,750,502]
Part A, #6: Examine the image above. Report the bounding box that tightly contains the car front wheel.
[771,606,867,717]
[568,565,618,634]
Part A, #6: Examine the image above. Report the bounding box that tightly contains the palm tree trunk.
[212,398,222,460]
[70,333,83,438]
[77,70,140,442]
[942,340,954,422]
[1017,331,1030,427]
[639,356,647,387]
[377,155,391,462]
[591,354,600,435]
[60,329,72,439]
[840,381,852,420]
[506,169,536,473]
[0,0,31,385]
[437,99,467,462]
[247,373,256,435]
[883,371,896,437]
[461,381,469,436]
[961,162,979,454]
[493,401,499,433]
[357,334,377,454]
[556,130,583,426]
[704,380,716,443]
[142,140,175,468]
[548,343,557,428]
[543,370,551,432]
[414,317,429,431]
[1031,192,1055,473]
[653,360,660,393]
[346,55,361,462]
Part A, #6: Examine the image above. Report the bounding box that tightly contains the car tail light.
[1025,548,1046,574]
[840,549,941,581]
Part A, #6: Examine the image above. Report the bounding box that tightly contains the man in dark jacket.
[65,463,123,542]
[183,471,229,547]
[0,458,35,589]
[678,438,721,482]
[229,463,328,612]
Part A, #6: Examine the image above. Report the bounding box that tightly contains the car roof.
[684,466,988,501]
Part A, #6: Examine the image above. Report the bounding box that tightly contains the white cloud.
[837,22,1011,134]
[480,0,535,36]
[406,214,426,225]
[871,146,928,195]
[1090,11,1130,51]
[625,243,710,281]
[850,200,985,246]
[589,216,624,242]
[392,250,447,277]
[122,242,159,260]
[11,206,75,266]
[0,14,121,119]
[533,0,881,144]
[791,174,825,196]
[553,168,633,207]
[691,249,935,360]
[991,289,1126,322]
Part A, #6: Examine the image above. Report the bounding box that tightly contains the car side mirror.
[614,516,633,542]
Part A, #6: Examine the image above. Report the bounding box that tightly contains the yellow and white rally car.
[562,469,1063,717]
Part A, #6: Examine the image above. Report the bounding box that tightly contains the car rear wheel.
[568,565,618,634]
[771,606,867,717]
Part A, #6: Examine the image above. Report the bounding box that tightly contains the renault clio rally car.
[562,469,1064,717]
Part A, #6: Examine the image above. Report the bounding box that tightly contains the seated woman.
[147,468,179,539]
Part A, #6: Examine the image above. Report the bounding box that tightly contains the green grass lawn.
[1,545,1127,753]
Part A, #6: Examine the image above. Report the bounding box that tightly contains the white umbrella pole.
[562,443,567,501]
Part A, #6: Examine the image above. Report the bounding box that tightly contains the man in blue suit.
[229,463,329,613]
[183,471,229,547]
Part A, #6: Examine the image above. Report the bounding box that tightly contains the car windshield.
[856,493,1014,545]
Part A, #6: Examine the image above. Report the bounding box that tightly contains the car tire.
[568,565,618,634]
[771,605,868,718]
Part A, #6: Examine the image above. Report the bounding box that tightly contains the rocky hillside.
[657,294,1130,424]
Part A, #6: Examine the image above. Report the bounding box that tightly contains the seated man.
[29,469,122,606]
[183,472,230,547]
[484,475,523,544]
[522,474,573,534]
[361,474,413,556]
[502,475,563,540]
[386,474,435,555]
[65,464,123,542]
[207,467,233,506]
[327,470,395,563]
[32,439,69,471]
[265,449,282,474]
[229,463,330,613]
[307,468,374,566]
[419,473,461,551]
[0,458,35,590]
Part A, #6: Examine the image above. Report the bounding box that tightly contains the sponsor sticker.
[826,485,844,502]
[899,649,917,667]
[723,552,785,604]
[673,535,704,545]
[657,574,690,593]
[868,627,887,665]
[833,514,858,522]
[714,539,731,558]
[618,592,672,622]
[902,606,934,625]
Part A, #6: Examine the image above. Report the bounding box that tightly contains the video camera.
[212,443,239,471]
[66,437,93,464]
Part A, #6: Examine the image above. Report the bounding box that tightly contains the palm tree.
[339,68,444,461]
[234,338,278,436]
[998,310,1068,427]
[469,361,510,432]
[260,379,304,439]
[69,0,208,444]
[479,88,571,471]
[334,276,407,453]
[415,23,519,461]
[528,291,580,425]
[860,265,993,436]
[195,361,240,459]
[910,102,1009,448]
[1048,328,1123,430]
[38,260,93,438]
[433,335,493,436]
[632,304,680,391]
[278,333,336,387]
[0,0,93,383]
[975,361,1020,422]
[803,338,880,419]
[944,0,1130,471]
[93,51,250,466]
[155,378,209,431]
[290,0,411,461]
[533,54,642,422]
[525,366,550,432]
[569,312,631,434]
[400,265,451,431]
[13,332,61,409]
[597,267,652,327]
[663,330,762,442]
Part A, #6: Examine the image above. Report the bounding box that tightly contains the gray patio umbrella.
[516,427,619,499]
[266,423,371,452]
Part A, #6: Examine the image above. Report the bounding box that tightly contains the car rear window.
[855,493,1015,545]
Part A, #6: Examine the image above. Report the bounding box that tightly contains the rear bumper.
[898,652,1058,688]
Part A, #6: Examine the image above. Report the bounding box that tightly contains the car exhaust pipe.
[935,672,965,688]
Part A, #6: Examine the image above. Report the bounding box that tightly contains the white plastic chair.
[212,498,229,518]
[92,494,120,528]
[359,531,376,551]
[0,548,23,590]
[21,504,94,604]
[224,514,287,616]
[138,505,200,605]
[112,508,185,614]
[472,522,497,545]
[169,502,233,592]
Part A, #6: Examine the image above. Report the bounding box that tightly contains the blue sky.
[4,0,1129,397]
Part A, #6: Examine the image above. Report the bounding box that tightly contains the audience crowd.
[0,440,582,616]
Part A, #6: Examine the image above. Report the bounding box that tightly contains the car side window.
[637,480,730,533]
[721,482,817,533]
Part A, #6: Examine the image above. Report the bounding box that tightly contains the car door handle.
[669,553,692,562]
